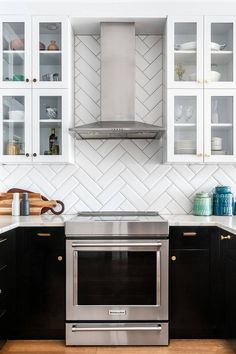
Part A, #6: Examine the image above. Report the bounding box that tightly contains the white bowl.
[210,71,221,82]
[9,110,24,121]
[211,42,226,51]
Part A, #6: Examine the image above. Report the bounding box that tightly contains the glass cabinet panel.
[39,95,62,156]
[174,96,197,155]
[2,22,25,82]
[2,95,25,156]
[39,22,62,83]
[210,23,233,82]
[211,96,233,156]
[174,23,197,83]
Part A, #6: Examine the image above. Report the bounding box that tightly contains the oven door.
[66,239,168,321]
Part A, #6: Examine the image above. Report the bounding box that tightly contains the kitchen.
[1,0,236,353]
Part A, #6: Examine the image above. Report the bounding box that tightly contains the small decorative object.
[213,186,234,216]
[47,40,59,50]
[212,100,219,123]
[10,38,24,50]
[193,192,212,216]
[175,105,183,121]
[211,137,222,151]
[39,42,46,50]
[46,107,58,120]
[175,63,185,81]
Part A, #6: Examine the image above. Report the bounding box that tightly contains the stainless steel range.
[65,211,169,346]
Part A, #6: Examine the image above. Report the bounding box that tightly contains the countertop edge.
[1,215,236,236]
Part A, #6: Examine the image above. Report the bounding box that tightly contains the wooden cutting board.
[0,192,57,215]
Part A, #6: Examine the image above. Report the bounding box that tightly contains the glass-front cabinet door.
[32,17,68,89]
[167,89,204,162]
[0,89,31,162]
[204,17,236,88]
[0,17,31,88]
[167,17,203,89]
[204,90,236,162]
[32,89,69,162]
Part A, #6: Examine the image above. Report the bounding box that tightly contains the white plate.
[176,41,196,50]
[211,150,226,155]
[211,42,226,51]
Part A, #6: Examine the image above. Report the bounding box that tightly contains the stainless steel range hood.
[70,22,165,140]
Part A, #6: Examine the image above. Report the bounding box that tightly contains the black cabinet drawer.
[23,227,65,250]
[170,226,211,249]
[0,237,8,268]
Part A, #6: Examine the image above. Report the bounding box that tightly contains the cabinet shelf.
[211,123,233,127]
[3,50,25,54]
[174,123,196,127]
[40,120,62,128]
[40,50,62,54]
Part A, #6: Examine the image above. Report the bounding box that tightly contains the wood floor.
[2,340,236,354]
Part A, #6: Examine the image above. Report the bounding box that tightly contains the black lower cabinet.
[0,229,16,348]
[169,227,217,339]
[11,227,65,340]
[218,229,236,339]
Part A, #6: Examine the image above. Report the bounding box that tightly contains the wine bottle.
[49,128,57,153]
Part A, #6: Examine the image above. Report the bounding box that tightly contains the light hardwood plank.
[2,339,236,354]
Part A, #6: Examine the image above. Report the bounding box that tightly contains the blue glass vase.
[213,186,234,216]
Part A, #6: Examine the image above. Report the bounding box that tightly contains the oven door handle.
[71,325,162,332]
[71,242,163,247]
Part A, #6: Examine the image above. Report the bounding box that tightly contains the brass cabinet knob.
[221,235,231,241]
[57,256,63,262]
[197,153,203,157]
[171,256,177,261]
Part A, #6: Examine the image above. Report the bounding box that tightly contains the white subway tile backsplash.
[0,34,234,215]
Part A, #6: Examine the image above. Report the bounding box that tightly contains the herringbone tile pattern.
[0,35,235,214]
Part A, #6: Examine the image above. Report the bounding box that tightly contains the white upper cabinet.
[166,89,204,163]
[0,16,70,89]
[204,16,236,88]
[32,16,69,89]
[167,16,204,89]
[204,90,236,162]
[0,16,31,89]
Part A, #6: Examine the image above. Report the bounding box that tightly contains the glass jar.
[213,186,234,216]
[193,192,212,216]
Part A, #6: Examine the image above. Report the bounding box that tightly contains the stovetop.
[65,211,169,237]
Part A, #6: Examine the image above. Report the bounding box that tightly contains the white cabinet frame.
[166,89,204,163]
[0,89,32,163]
[32,16,69,89]
[167,16,204,89]
[204,89,236,163]
[204,16,236,89]
[32,89,70,163]
[0,16,31,89]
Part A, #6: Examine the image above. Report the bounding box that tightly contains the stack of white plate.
[175,140,195,154]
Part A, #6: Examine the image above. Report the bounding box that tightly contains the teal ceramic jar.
[193,192,212,216]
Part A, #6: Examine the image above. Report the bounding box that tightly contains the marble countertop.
[1,214,236,236]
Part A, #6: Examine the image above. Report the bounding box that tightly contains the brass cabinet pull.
[183,232,197,237]
[171,256,177,261]
[221,235,231,241]
[57,256,63,262]
[36,233,51,237]
[197,153,203,157]
[0,238,7,244]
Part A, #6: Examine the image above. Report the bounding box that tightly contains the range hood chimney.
[70,22,165,140]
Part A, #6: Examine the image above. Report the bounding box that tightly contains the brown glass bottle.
[49,128,57,153]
